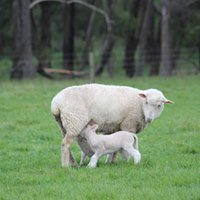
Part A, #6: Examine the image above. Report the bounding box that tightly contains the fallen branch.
[44,67,87,76]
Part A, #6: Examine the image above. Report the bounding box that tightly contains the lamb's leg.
[121,150,130,162]
[105,153,112,163]
[61,135,77,167]
[105,152,117,163]
[124,146,141,164]
[87,152,101,168]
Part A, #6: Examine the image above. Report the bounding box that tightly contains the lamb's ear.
[164,99,174,104]
[91,124,98,131]
[139,93,147,98]
[88,119,96,125]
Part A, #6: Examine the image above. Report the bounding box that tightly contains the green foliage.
[0,76,200,199]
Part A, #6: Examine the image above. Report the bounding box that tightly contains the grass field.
[0,75,200,200]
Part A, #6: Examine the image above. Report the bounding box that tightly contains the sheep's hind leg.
[80,151,86,166]
[55,115,77,167]
[61,135,78,167]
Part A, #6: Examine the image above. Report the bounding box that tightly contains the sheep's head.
[139,89,173,124]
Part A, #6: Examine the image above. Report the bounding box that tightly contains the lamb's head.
[84,123,99,136]
[139,89,173,124]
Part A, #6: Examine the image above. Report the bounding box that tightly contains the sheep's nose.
[146,118,152,123]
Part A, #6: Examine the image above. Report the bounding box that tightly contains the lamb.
[51,83,173,167]
[81,123,141,168]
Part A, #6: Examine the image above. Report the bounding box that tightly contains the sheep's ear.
[164,99,174,104]
[139,93,146,98]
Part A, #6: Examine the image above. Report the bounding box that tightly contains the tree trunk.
[170,11,186,73]
[160,0,172,76]
[95,0,115,77]
[80,0,97,70]
[149,19,161,76]
[136,0,153,76]
[38,2,52,71]
[11,0,35,79]
[63,2,75,71]
[198,39,200,73]
[123,0,142,77]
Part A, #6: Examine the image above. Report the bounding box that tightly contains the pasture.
[0,75,199,200]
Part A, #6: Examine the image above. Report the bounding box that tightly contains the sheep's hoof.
[71,161,78,167]
[61,161,78,168]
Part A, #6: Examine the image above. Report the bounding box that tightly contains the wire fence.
[0,47,199,79]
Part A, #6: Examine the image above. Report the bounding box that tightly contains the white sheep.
[51,83,173,167]
[81,123,141,168]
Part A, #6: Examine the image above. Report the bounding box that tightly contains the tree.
[159,0,172,76]
[37,2,52,71]
[80,0,98,70]
[137,1,169,77]
[123,0,142,77]
[95,0,115,77]
[0,1,13,55]
[170,0,198,72]
[136,0,153,76]
[149,19,161,76]
[11,0,35,79]
[63,2,75,71]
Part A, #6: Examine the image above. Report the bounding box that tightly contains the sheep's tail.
[51,98,67,135]
[133,134,139,150]
[51,98,60,117]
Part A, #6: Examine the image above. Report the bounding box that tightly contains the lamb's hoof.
[87,163,96,168]
[134,152,141,164]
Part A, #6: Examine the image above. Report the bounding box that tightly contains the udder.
[98,123,120,134]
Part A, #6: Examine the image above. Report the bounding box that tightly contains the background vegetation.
[0,0,200,80]
[0,76,199,199]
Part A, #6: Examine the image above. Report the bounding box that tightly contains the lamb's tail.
[133,134,139,150]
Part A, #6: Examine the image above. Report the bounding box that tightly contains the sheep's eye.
[157,104,161,108]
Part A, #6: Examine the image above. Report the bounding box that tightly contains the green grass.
[0,75,200,200]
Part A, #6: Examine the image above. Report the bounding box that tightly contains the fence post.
[89,52,95,83]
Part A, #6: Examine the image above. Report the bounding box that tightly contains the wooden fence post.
[89,52,95,83]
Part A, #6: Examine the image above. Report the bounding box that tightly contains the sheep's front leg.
[61,135,77,167]
[80,151,86,166]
